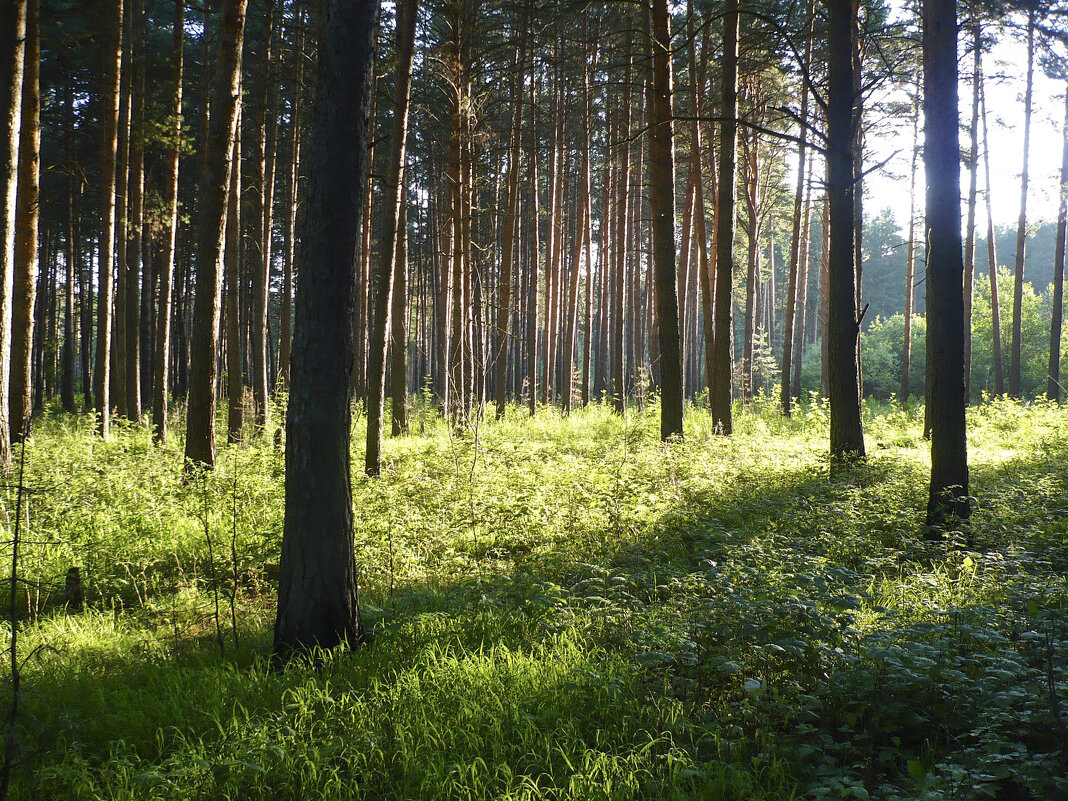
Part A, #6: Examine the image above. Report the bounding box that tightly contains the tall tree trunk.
[980,71,1004,396]
[366,0,417,476]
[273,0,378,658]
[902,76,919,402]
[710,0,738,434]
[248,0,276,431]
[152,0,183,445]
[962,23,980,402]
[1049,84,1068,401]
[1009,8,1034,399]
[612,46,633,415]
[124,0,144,421]
[826,0,865,463]
[184,0,246,470]
[648,0,683,439]
[113,6,130,420]
[781,1,812,415]
[277,9,303,390]
[526,41,539,416]
[94,0,122,441]
[10,0,37,443]
[923,0,969,526]
[225,120,243,443]
[62,95,78,414]
[493,17,525,419]
[390,201,409,434]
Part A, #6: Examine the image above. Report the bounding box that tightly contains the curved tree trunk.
[274,0,378,657]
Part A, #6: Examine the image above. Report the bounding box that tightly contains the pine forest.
[0,0,1067,797]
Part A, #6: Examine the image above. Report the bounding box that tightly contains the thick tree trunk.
[826,0,865,463]
[365,0,417,476]
[648,0,683,439]
[10,0,37,443]
[1009,9,1034,399]
[274,0,378,657]
[923,0,969,526]
[184,0,246,470]
[710,0,738,434]
[152,0,183,445]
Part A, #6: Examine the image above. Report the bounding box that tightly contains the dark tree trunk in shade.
[152,0,183,444]
[648,0,683,440]
[10,0,38,443]
[184,0,246,470]
[273,0,378,656]
[1009,9,1034,399]
[366,0,417,476]
[1048,86,1068,401]
[826,0,865,463]
[390,202,409,435]
[710,0,737,434]
[124,0,145,421]
[923,0,969,526]
[62,101,78,414]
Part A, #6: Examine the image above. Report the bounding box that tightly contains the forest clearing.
[5,399,1068,800]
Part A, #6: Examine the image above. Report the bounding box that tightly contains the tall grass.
[4,396,1067,799]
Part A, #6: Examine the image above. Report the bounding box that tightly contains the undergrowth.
[3,395,1067,800]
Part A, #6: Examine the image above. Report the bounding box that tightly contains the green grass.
[4,395,1068,800]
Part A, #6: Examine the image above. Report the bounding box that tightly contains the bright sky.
[866,18,1067,230]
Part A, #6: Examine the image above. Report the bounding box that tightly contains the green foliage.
[3,399,1068,800]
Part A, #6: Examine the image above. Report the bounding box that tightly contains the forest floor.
[5,396,1068,800]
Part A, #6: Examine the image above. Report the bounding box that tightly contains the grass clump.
[3,397,1067,800]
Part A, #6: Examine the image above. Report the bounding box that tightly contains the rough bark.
[923,0,969,527]
[648,0,683,439]
[273,0,378,657]
[826,0,865,463]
